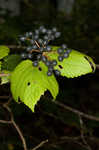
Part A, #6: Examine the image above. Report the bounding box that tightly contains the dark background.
[0,0,99,150]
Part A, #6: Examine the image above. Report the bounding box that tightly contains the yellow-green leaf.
[10,60,59,112]
[0,46,10,60]
[47,46,96,78]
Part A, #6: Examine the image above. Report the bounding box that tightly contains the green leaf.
[47,46,96,78]
[0,70,11,85]
[0,46,10,60]
[10,60,59,112]
[2,54,22,71]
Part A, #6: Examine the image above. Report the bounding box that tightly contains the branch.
[0,73,10,77]
[79,115,92,150]
[54,101,99,122]
[32,139,48,150]
[0,119,11,124]
[0,100,27,150]
[96,64,99,69]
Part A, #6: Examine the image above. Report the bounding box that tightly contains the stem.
[0,73,10,77]
[96,64,99,69]
[54,101,99,122]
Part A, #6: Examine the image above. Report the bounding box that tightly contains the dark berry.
[37,54,42,60]
[66,49,72,53]
[54,69,61,76]
[49,35,55,40]
[47,71,53,76]
[27,53,33,59]
[26,32,33,37]
[41,28,47,34]
[61,44,67,49]
[38,39,43,44]
[58,56,63,61]
[35,29,39,35]
[39,47,44,52]
[25,32,29,37]
[48,66,54,72]
[21,53,27,59]
[47,30,52,35]
[19,36,26,42]
[45,60,51,66]
[26,46,32,52]
[52,27,57,32]
[30,39,35,45]
[33,61,38,67]
[63,52,69,58]
[34,35,39,40]
[51,60,57,66]
[43,35,49,40]
[32,45,37,49]
[46,46,51,52]
[39,26,45,31]
[41,56,47,62]
[55,32,61,38]
[57,48,63,54]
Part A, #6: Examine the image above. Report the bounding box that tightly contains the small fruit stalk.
[19,26,72,76]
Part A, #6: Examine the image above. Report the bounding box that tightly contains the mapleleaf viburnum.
[3,25,95,111]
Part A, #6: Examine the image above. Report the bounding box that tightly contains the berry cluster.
[19,26,72,76]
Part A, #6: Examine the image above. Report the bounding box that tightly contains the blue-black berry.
[37,54,42,60]
[21,53,27,59]
[47,71,53,76]
[48,66,54,72]
[41,56,47,62]
[26,46,32,52]
[41,28,47,34]
[55,32,61,38]
[51,60,57,66]
[19,36,26,42]
[63,52,69,58]
[35,29,39,35]
[27,53,33,59]
[39,47,44,52]
[45,60,51,66]
[30,39,35,45]
[52,27,57,32]
[46,46,51,52]
[66,49,72,53]
[33,61,39,67]
[58,56,63,61]
[38,39,43,44]
[61,44,67,49]
[57,48,63,54]
[54,69,61,76]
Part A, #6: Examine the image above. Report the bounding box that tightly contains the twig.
[51,136,92,150]
[54,101,99,122]
[96,64,99,69]
[0,96,10,99]
[34,41,40,49]
[60,136,81,141]
[32,139,48,150]
[79,115,92,150]
[11,118,27,150]
[0,119,11,124]
[7,45,26,49]
[0,73,10,77]
[0,100,27,150]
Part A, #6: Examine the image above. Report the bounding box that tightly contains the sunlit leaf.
[47,46,96,78]
[0,70,10,85]
[0,46,10,60]
[10,60,59,111]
